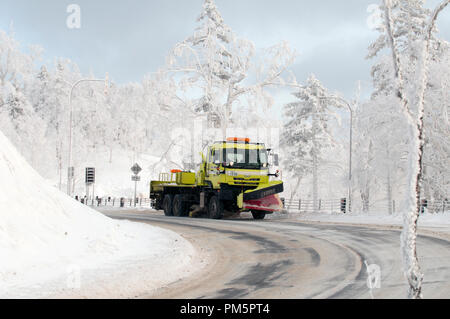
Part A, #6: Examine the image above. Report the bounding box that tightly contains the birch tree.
[369,0,450,298]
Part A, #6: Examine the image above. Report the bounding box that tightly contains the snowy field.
[0,131,198,298]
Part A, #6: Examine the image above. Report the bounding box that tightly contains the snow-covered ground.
[276,210,450,237]
[0,130,198,298]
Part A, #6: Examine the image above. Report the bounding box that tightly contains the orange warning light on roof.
[227,137,251,143]
[171,169,182,174]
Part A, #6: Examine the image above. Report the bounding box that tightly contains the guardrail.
[281,198,449,214]
[74,196,152,208]
[281,198,347,213]
[74,195,448,214]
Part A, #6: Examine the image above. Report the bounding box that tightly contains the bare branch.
[383,1,404,94]
[425,0,450,49]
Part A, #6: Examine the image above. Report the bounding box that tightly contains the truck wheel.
[208,196,224,220]
[154,196,163,210]
[173,195,189,217]
[163,194,174,216]
[251,211,266,220]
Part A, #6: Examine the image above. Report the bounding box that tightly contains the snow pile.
[286,211,450,229]
[0,130,195,298]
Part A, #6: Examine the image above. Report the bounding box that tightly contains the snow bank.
[284,210,450,229]
[0,130,195,298]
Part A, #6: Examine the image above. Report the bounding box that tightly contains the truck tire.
[251,211,267,220]
[154,196,163,210]
[208,196,224,220]
[163,194,174,216]
[173,195,189,217]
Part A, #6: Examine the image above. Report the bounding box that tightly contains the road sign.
[85,167,95,184]
[131,163,142,175]
[131,165,142,208]
[132,175,141,182]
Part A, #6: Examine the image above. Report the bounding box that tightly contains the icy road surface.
[103,210,450,299]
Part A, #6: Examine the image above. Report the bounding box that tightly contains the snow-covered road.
[104,210,450,299]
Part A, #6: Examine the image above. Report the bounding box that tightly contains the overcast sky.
[1,0,449,101]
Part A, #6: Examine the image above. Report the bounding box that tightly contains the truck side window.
[212,149,221,164]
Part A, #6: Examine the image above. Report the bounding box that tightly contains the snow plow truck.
[150,137,284,220]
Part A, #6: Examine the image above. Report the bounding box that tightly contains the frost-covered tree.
[0,29,37,90]
[421,41,450,205]
[166,0,295,137]
[282,75,343,210]
[29,64,65,186]
[0,29,47,168]
[353,95,409,214]
[368,0,450,299]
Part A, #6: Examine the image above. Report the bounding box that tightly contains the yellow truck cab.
[150,138,283,220]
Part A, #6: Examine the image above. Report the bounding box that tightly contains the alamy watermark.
[365,261,381,298]
[66,4,81,29]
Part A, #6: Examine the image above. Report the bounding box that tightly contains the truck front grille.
[234,178,260,182]
[232,177,260,186]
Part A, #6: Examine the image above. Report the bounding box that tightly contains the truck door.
[206,148,221,188]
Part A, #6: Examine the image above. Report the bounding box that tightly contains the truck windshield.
[222,148,268,169]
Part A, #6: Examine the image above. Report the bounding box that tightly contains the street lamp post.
[345,102,354,214]
[67,76,108,196]
[325,96,354,214]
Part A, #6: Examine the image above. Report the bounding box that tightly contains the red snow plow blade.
[243,194,283,213]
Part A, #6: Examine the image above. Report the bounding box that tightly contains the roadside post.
[67,167,75,196]
[131,163,142,207]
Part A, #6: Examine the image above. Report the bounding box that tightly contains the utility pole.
[348,103,353,214]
